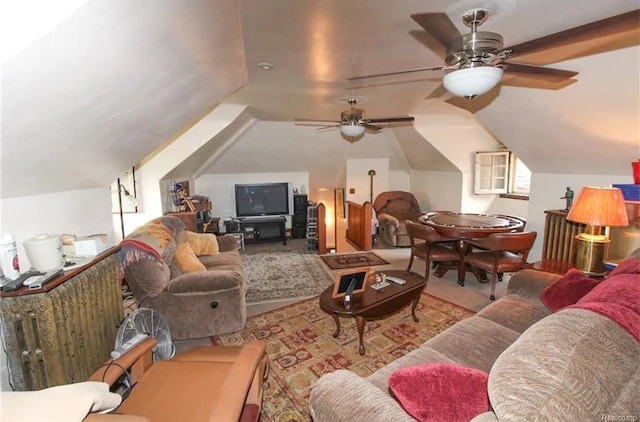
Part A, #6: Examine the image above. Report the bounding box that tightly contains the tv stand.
[225,216,287,245]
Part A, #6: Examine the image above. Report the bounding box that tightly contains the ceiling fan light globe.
[443,66,503,98]
[340,124,365,138]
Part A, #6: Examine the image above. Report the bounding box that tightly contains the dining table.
[418,213,525,285]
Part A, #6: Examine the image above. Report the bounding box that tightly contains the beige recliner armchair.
[1,339,268,422]
[373,191,423,247]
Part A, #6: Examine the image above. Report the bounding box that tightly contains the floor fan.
[114,308,176,361]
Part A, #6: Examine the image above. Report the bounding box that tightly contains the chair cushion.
[389,363,489,422]
[541,268,600,312]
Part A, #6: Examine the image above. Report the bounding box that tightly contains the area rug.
[320,252,389,270]
[210,293,474,422]
[243,249,334,303]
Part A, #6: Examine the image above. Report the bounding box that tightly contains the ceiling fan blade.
[363,123,383,132]
[503,63,578,82]
[499,9,640,59]
[366,117,415,124]
[295,118,341,124]
[347,65,446,81]
[410,13,461,50]
[424,83,449,100]
[295,123,340,129]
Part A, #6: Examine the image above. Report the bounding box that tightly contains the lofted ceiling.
[1,0,639,199]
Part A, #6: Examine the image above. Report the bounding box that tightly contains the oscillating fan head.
[115,308,176,360]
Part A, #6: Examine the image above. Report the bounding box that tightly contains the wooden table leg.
[355,316,366,355]
[330,314,341,338]
[455,240,469,286]
[411,295,420,322]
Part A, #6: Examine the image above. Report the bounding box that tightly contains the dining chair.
[463,231,537,300]
[405,220,460,281]
[465,215,528,261]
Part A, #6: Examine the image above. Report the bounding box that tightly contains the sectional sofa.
[309,251,640,421]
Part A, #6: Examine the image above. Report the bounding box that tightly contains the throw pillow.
[609,257,640,277]
[541,268,600,312]
[175,242,206,273]
[568,273,640,341]
[185,231,220,256]
[388,363,489,422]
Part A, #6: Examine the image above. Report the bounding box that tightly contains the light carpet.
[210,292,474,422]
[320,252,389,270]
[243,248,334,303]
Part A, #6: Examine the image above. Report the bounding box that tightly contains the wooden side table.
[530,259,574,276]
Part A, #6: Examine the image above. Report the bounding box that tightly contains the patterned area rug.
[243,248,334,303]
[211,293,474,421]
[320,252,389,270]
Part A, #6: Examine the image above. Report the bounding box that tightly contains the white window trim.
[475,151,531,197]
[474,151,510,194]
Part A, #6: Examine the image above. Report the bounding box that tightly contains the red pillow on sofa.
[568,272,640,341]
[388,363,489,422]
[541,268,600,312]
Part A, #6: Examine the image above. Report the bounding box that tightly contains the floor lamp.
[117,178,140,239]
[567,186,629,275]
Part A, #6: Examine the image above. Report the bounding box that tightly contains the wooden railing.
[346,201,372,251]
[317,203,328,254]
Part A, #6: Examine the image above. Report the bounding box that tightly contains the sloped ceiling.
[1,0,247,199]
[1,0,639,201]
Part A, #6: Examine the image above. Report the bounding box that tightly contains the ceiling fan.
[295,98,415,138]
[348,9,639,99]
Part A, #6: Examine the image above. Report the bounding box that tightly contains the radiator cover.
[542,210,587,262]
[0,250,123,390]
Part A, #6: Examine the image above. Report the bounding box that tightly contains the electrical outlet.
[349,188,355,194]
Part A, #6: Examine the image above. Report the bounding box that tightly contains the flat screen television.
[235,183,290,217]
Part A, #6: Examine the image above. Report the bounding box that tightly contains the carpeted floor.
[320,252,389,270]
[210,292,474,422]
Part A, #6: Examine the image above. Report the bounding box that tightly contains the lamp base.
[573,234,609,276]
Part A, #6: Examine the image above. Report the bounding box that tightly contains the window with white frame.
[474,151,531,196]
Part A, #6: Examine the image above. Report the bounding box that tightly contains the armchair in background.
[373,191,423,247]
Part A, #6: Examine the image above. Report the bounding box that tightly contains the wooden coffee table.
[319,269,426,355]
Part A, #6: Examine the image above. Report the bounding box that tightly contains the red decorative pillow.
[609,257,640,277]
[388,363,489,422]
[541,269,600,312]
[568,273,640,341]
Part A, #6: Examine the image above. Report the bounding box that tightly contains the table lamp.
[567,186,629,276]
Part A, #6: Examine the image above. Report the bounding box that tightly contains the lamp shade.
[567,186,629,227]
[443,67,503,98]
[340,124,365,138]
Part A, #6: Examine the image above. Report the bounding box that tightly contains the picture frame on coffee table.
[332,267,370,299]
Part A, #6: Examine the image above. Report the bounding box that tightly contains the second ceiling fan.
[295,98,414,138]
[348,9,639,99]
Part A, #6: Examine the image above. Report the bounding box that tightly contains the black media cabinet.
[225,216,287,245]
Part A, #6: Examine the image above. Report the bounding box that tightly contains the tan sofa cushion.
[488,308,639,421]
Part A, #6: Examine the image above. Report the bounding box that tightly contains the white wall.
[195,172,309,230]
[0,187,115,390]
[411,170,463,213]
[122,103,250,237]
[389,170,410,192]
[346,158,390,205]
